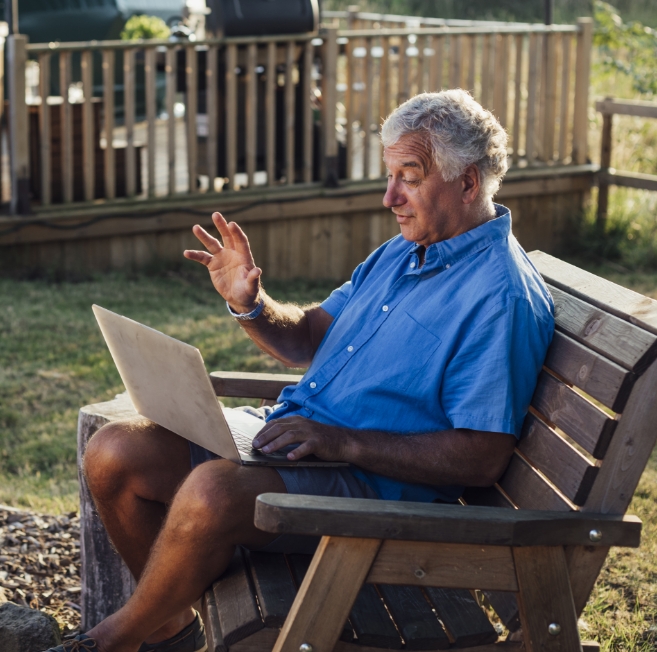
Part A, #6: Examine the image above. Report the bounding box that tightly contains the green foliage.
[120,14,170,41]
[594,0,657,95]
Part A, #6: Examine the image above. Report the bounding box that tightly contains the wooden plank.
[497,453,572,512]
[512,34,522,164]
[424,587,498,648]
[145,47,156,197]
[572,18,593,164]
[518,413,598,506]
[397,35,408,104]
[595,97,657,119]
[549,284,657,373]
[273,536,382,652]
[544,331,635,413]
[368,540,519,592]
[38,52,52,206]
[303,40,314,184]
[565,545,610,617]
[165,46,176,195]
[266,42,276,186]
[285,41,295,185]
[186,44,198,194]
[530,250,657,337]
[430,34,443,91]
[363,37,373,180]
[102,49,116,200]
[542,31,558,162]
[558,33,572,163]
[466,34,476,94]
[246,551,297,628]
[209,371,301,399]
[345,37,355,181]
[531,370,617,459]
[449,34,461,89]
[480,34,494,109]
[202,586,226,652]
[513,546,581,652]
[81,50,94,202]
[349,583,403,648]
[59,50,73,203]
[584,357,657,514]
[286,554,355,643]
[124,48,136,197]
[379,36,390,121]
[321,28,338,185]
[243,43,257,188]
[225,43,238,190]
[377,584,449,650]
[483,592,521,634]
[600,170,657,193]
[524,33,539,163]
[492,34,509,127]
[206,44,219,191]
[255,493,639,547]
[212,548,264,646]
[416,34,426,93]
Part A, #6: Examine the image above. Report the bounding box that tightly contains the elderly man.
[50,89,553,652]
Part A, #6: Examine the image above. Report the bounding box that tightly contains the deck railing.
[4,15,593,215]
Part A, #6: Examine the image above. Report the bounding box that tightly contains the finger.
[229,221,255,260]
[192,224,224,254]
[183,250,213,266]
[246,267,262,294]
[212,212,235,249]
[286,440,316,460]
[261,430,306,454]
[253,421,288,448]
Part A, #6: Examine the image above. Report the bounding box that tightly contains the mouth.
[394,213,413,224]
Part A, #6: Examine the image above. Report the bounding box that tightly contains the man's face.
[382,134,470,247]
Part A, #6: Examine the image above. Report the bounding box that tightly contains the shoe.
[138,612,207,652]
[44,634,98,651]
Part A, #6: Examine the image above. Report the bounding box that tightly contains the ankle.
[144,609,196,645]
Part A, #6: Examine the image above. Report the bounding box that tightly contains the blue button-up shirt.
[268,205,554,503]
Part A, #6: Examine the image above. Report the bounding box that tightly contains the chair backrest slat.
[531,370,617,459]
[517,413,598,506]
[549,283,657,373]
[544,331,635,412]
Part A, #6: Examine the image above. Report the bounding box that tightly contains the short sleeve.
[320,281,353,317]
[441,296,553,438]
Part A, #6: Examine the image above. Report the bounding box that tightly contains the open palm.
[184,212,262,313]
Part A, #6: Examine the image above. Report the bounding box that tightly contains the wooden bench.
[77,251,657,651]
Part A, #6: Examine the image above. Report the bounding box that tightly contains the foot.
[138,613,207,652]
[45,633,99,651]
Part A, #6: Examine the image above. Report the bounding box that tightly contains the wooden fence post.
[597,105,613,229]
[8,33,30,214]
[321,27,339,187]
[572,17,593,165]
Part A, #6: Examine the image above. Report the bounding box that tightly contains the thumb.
[246,266,262,289]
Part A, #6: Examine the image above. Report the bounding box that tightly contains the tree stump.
[77,393,137,631]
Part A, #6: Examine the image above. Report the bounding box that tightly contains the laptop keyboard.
[230,427,289,458]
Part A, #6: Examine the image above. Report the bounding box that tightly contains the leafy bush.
[120,14,170,41]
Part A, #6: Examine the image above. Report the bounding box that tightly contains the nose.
[383,178,404,209]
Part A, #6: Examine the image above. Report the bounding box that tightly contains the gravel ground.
[0,504,81,637]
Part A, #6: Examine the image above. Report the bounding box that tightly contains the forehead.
[383,133,433,171]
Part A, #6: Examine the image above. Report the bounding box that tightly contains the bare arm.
[253,417,516,487]
[184,212,334,367]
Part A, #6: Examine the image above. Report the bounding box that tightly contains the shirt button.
[347,346,354,352]
[382,305,389,312]
[309,382,317,389]
[445,263,451,269]
[410,262,416,268]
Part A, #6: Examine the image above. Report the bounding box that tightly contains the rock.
[0,602,61,652]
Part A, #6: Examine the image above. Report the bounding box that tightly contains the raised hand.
[184,212,262,313]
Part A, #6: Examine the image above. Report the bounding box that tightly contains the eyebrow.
[400,161,422,168]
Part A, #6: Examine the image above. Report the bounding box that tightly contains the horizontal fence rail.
[596,97,657,226]
[3,17,592,214]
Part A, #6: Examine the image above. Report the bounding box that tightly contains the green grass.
[0,268,334,513]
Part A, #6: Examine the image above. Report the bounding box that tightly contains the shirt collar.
[409,203,511,270]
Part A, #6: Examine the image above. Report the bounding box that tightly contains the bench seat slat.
[518,413,599,506]
[424,587,498,648]
[530,251,657,336]
[377,584,450,650]
[531,370,617,459]
[548,284,657,373]
[209,371,303,400]
[544,331,635,412]
[246,551,297,628]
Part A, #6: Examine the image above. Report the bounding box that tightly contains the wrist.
[341,428,363,464]
[227,295,265,320]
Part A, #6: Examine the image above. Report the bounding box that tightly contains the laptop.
[92,305,347,467]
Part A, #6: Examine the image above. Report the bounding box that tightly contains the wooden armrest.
[209,371,302,399]
[254,493,641,548]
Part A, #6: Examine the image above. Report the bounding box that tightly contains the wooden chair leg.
[273,536,382,652]
[513,546,582,652]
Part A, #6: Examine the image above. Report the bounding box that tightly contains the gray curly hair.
[381,90,509,200]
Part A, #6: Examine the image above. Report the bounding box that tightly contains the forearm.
[232,292,318,368]
[342,428,516,487]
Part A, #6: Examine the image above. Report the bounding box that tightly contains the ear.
[461,164,481,205]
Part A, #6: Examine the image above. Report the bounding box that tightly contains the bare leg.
[85,457,285,652]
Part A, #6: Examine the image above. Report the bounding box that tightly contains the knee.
[83,419,144,494]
